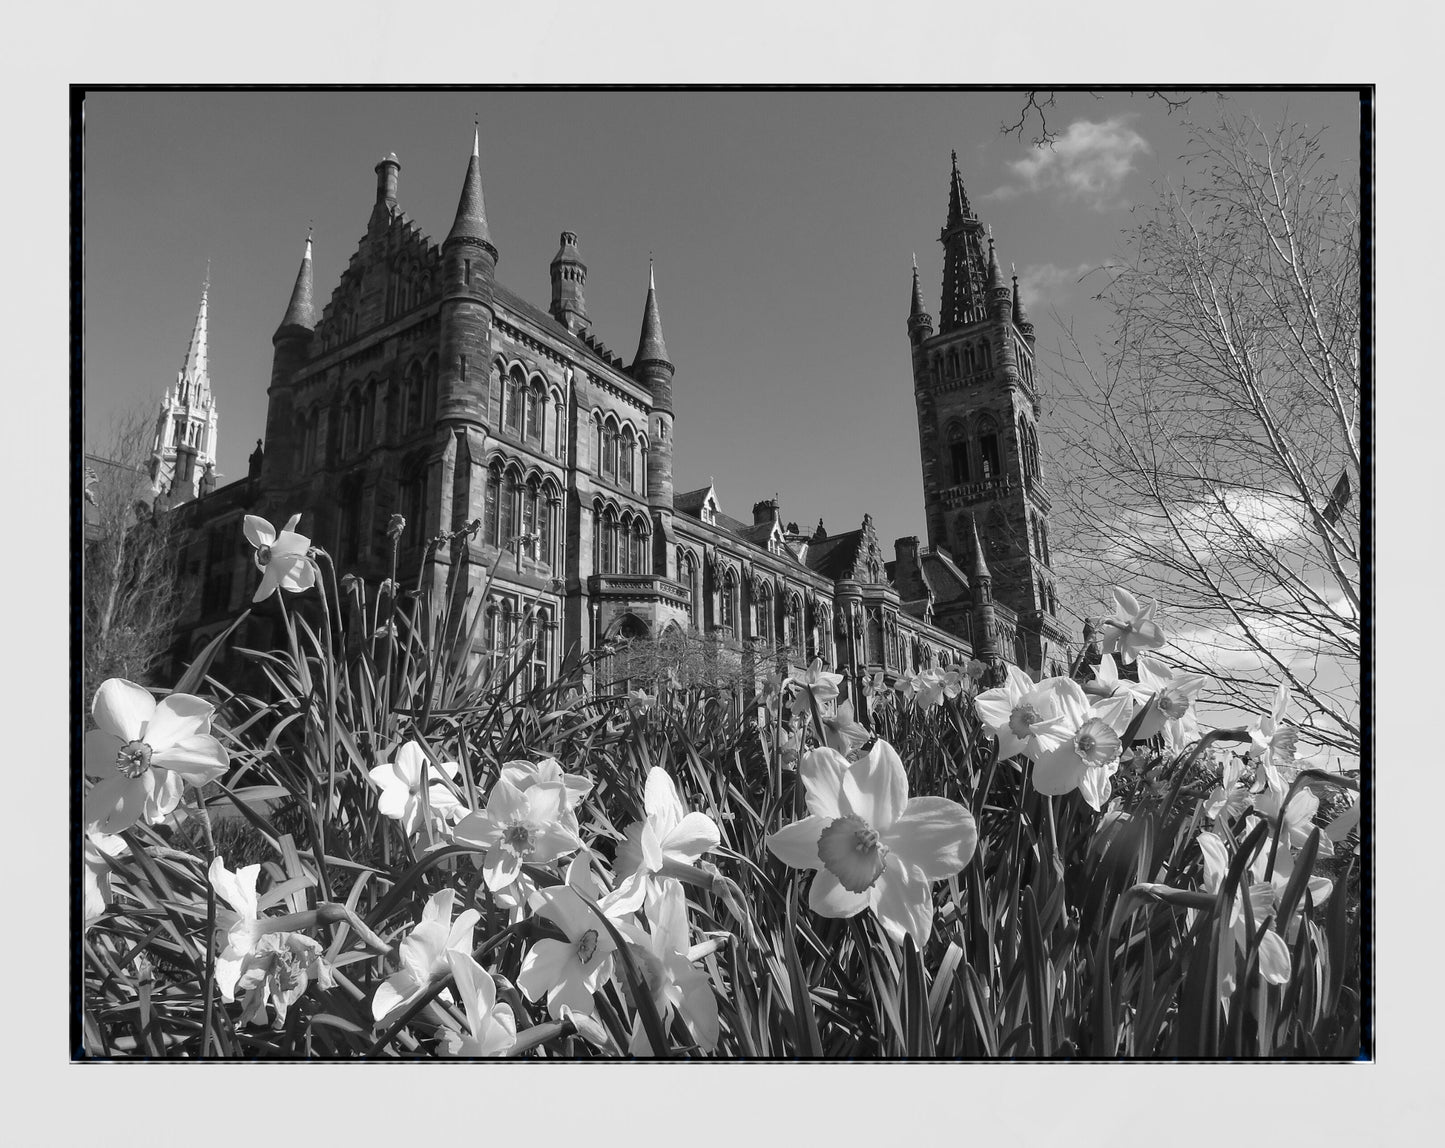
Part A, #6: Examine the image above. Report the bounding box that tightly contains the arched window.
[964,343,977,373]
[977,415,1001,479]
[867,609,883,665]
[632,522,649,575]
[601,508,618,573]
[755,582,773,642]
[620,427,635,489]
[720,569,737,635]
[539,492,556,567]
[521,479,540,559]
[484,464,502,546]
[980,340,993,369]
[504,370,523,437]
[500,469,517,547]
[524,382,542,445]
[528,606,550,692]
[1041,520,1051,565]
[602,421,619,481]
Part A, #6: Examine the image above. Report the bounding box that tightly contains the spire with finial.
[276,232,315,334]
[969,512,992,584]
[178,272,210,398]
[939,151,989,331]
[946,149,974,228]
[445,127,495,255]
[908,252,934,344]
[968,513,1003,677]
[633,260,670,368]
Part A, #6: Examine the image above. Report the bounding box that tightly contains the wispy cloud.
[1015,262,1102,309]
[986,117,1151,210]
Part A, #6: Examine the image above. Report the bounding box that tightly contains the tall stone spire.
[277,234,315,334]
[633,260,671,369]
[939,152,989,332]
[177,273,210,402]
[445,127,496,256]
[946,150,974,227]
[153,268,221,502]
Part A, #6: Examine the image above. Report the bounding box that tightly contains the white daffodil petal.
[92,678,156,743]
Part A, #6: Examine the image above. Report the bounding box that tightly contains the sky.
[83,89,1361,571]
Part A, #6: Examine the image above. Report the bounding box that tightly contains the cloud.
[987,117,1151,210]
[1015,262,1099,309]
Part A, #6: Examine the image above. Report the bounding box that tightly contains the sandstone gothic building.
[164,136,1077,699]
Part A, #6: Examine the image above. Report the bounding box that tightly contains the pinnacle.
[277,233,315,333]
[446,132,493,249]
[633,263,670,367]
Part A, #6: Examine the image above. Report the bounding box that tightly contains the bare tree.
[1002,89,1196,148]
[84,409,192,694]
[1048,111,1360,757]
[599,629,804,696]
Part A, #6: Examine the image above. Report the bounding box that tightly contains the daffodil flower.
[625,689,657,716]
[894,669,920,705]
[913,667,963,709]
[765,740,979,949]
[617,882,721,1055]
[84,829,127,928]
[1205,756,1253,823]
[517,884,618,1020]
[210,856,267,1002]
[440,951,516,1057]
[371,889,481,1023]
[500,757,594,832]
[367,741,463,838]
[612,767,721,912]
[234,931,335,1029]
[1197,832,1293,1010]
[1248,682,1301,771]
[862,670,891,711]
[454,777,581,892]
[242,513,316,602]
[1129,657,1208,743]
[1097,587,1166,664]
[84,678,229,834]
[821,698,870,755]
[787,658,844,714]
[1029,679,1128,809]
[972,665,1074,763]
[1085,654,1139,729]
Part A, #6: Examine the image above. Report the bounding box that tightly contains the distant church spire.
[154,269,221,502]
[178,274,210,402]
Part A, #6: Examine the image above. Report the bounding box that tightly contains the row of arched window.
[931,337,994,384]
[593,501,650,575]
[293,358,439,474]
[484,460,562,566]
[385,258,435,320]
[497,364,566,458]
[482,595,554,694]
[593,411,648,494]
[1018,415,1041,481]
[946,414,1003,486]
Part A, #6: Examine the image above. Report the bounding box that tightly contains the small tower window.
[977,416,1001,479]
[951,442,969,486]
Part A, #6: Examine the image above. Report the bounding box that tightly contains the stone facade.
[162,138,1077,697]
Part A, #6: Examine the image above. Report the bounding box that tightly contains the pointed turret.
[435,129,498,430]
[907,253,933,346]
[276,235,315,336]
[986,231,1012,322]
[549,230,589,334]
[633,262,671,370]
[262,234,316,489]
[1012,263,1036,343]
[632,262,676,511]
[445,128,497,258]
[968,513,1004,682]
